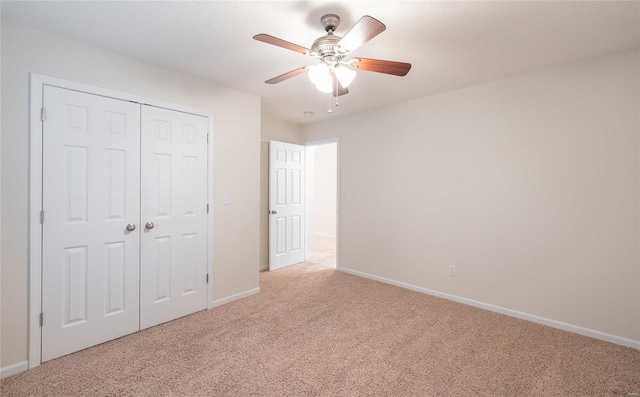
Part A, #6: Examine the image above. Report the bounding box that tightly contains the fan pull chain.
[327,91,332,113]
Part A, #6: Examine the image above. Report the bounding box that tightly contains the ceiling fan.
[253,14,411,98]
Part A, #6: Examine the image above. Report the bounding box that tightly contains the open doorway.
[305,140,338,268]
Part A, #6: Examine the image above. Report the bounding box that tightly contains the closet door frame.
[28,73,215,369]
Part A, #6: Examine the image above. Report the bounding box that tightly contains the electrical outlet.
[449,265,457,277]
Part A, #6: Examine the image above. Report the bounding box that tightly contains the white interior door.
[269,141,305,270]
[140,105,209,329]
[42,86,141,362]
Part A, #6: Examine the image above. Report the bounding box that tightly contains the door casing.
[28,73,215,368]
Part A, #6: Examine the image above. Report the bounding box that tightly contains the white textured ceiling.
[2,1,639,124]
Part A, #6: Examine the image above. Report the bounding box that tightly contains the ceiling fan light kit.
[254,13,411,112]
[335,66,357,87]
[307,63,332,92]
[307,63,356,93]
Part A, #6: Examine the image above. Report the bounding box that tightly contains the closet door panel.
[140,105,208,329]
[41,86,141,362]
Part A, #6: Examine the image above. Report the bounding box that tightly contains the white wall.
[312,143,337,237]
[0,17,4,373]
[1,20,261,369]
[0,16,3,375]
[259,116,301,268]
[301,49,640,343]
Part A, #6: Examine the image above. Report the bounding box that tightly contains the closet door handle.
[126,224,136,232]
[145,222,155,230]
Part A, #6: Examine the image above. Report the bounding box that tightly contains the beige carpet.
[2,262,639,396]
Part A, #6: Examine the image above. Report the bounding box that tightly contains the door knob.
[145,222,155,230]
[270,210,277,214]
[126,223,136,232]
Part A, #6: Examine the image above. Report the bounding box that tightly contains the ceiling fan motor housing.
[311,34,343,63]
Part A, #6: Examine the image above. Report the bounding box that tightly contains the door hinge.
[41,108,46,122]
[207,204,209,214]
[40,210,45,224]
[207,133,210,144]
[39,312,43,327]
[206,273,209,284]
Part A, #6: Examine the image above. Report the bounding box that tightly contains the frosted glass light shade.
[308,63,330,86]
[316,79,333,93]
[309,63,357,93]
[335,66,356,88]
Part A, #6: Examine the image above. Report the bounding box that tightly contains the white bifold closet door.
[139,105,208,330]
[41,87,209,362]
[42,86,141,362]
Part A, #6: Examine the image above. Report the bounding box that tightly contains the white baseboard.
[259,264,268,272]
[212,287,260,307]
[1,360,28,379]
[339,267,640,350]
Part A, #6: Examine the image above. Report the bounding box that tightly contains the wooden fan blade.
[253,34,310,54]
[352,58,412,76]
[265,67,307,84]
[332,76,349,97]
[338,16,386,53]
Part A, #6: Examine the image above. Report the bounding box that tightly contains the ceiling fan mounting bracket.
[321,14,340,33]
